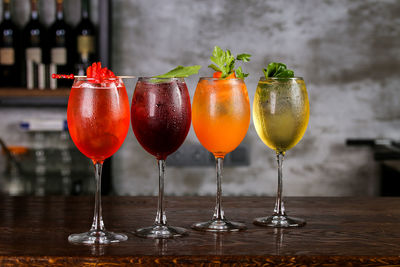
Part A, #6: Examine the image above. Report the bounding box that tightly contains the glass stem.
[213,157,225,220]
[155,159,167,226]
[90,161,105,232]
[274,152,286,216]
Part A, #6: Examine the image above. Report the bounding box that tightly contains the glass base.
[253,215,306,228]
[68,230,128,244]
[191,219,246,232]
[135,225,188,239]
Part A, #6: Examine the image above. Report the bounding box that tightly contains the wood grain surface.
[0,196,400,266]
[0,88,70,97]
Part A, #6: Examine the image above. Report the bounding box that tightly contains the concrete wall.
[1,0,399,196]
[111,0,400,196]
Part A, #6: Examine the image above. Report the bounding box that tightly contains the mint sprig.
[235,67,248,78]
[154,65,202,78]
[263,62,294,78]
[208,46,251,79]
[236,53,251,62]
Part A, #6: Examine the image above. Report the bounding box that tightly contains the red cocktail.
[67,76,130,244]
[131,77,191,238]
[68,79,130,161]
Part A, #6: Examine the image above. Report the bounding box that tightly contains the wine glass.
[67,77,130,244]
[131,77,191,238]
[252,77,310,227]
[191,77,250,232]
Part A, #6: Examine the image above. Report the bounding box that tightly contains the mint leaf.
[236,53,251,62]
[210,47,235,77]
[208,64,221,72]
[210,47,225,71]
[236,67,249,79]
[208,46,251,79]
[263,62,294,78]
[276,69,294,78]
[262,68,269,78]
[154,65,202,78]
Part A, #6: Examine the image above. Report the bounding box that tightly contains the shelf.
[0,88,70,107]
[0,0,110,108]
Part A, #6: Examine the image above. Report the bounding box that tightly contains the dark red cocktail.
[130,77,191,239]
[131,78,191,160]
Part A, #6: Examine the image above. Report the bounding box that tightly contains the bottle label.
[0,47,15,65]
[26,47,41,63]
[38,63,45,89]
[77,35,94,55]
[51,47,67,65]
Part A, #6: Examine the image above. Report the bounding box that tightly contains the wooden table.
[0,196,400,266]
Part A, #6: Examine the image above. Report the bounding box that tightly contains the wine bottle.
[0,0,20,87]
[49,0,73,88]
[75,0,96,75]
[23,0,47,88]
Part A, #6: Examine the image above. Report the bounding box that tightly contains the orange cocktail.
[191,77,250,232]
[192,78,250,158]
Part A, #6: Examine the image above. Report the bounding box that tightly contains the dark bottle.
[49,0,73,88]
[75,0,96,75]
[23,0,47,88]
[0,0,20,87]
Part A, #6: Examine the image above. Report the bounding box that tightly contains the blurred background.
[0,0,399,197]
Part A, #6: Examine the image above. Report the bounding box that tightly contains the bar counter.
[0,196,399,266]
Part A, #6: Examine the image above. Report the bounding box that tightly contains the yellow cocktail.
[253,78,309,153]
[253,77,309,228]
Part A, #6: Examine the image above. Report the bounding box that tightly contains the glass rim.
[73,77,123,82]
[137,77,186,81]
[72,77,125,89]
[259,76,304,81]
[198,77,245,81]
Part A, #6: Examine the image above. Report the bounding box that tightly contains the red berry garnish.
[86,62,116,83]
